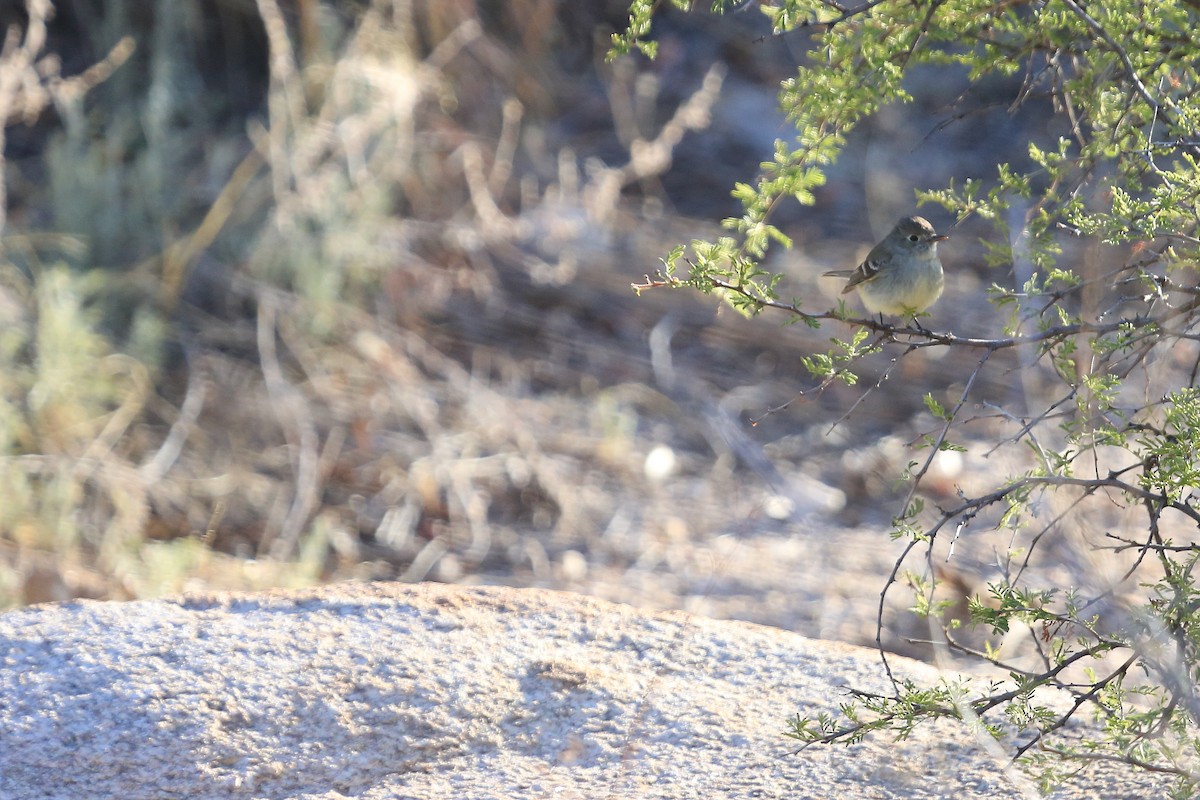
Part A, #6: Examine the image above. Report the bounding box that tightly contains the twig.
[1060,0,1185,133]
[140,352,208,485]
[256,298,322,561]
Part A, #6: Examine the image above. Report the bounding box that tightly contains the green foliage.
[800,328,878,385]
[0,268,135,562]
[1138,389,1200,500]
[617,0,1200,793]
[609,0,667,58]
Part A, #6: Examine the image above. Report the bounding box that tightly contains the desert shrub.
[617,0,1200,795]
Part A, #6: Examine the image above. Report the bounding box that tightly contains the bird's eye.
[909,234,920,242]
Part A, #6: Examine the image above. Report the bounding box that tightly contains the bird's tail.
[822,269,857,294]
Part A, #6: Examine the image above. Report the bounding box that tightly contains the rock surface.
[0,583,1162,799]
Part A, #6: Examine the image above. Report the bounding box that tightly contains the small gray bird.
[823,215,948,316]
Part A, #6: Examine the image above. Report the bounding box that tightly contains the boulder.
[0,583,1161,798]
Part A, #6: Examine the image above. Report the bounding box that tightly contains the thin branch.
[1013,652,1140,760]
[702,277,1200,352]
[788,0,891,32]
[905,348,992,498]
[825,338,909,430]
[1104,533,1200,554]
[1060,0,1186,136]
[1038,743,1200,782]
[876,537,922,692]
[898,0,944,71]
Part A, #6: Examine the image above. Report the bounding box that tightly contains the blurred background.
[0,0,1129,660]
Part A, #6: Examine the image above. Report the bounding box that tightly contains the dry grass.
[0,0,776,612]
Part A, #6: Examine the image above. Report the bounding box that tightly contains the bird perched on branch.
[823,215,948,317]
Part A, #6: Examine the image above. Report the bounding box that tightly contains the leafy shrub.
[616,1,1200,794]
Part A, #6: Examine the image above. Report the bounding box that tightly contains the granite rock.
[0,583,1162,799]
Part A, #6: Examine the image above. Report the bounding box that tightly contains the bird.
[823,215,948,317]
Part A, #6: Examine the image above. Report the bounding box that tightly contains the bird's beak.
[932,233,949,242]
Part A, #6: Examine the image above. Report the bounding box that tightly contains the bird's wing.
[838,257,881,294]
